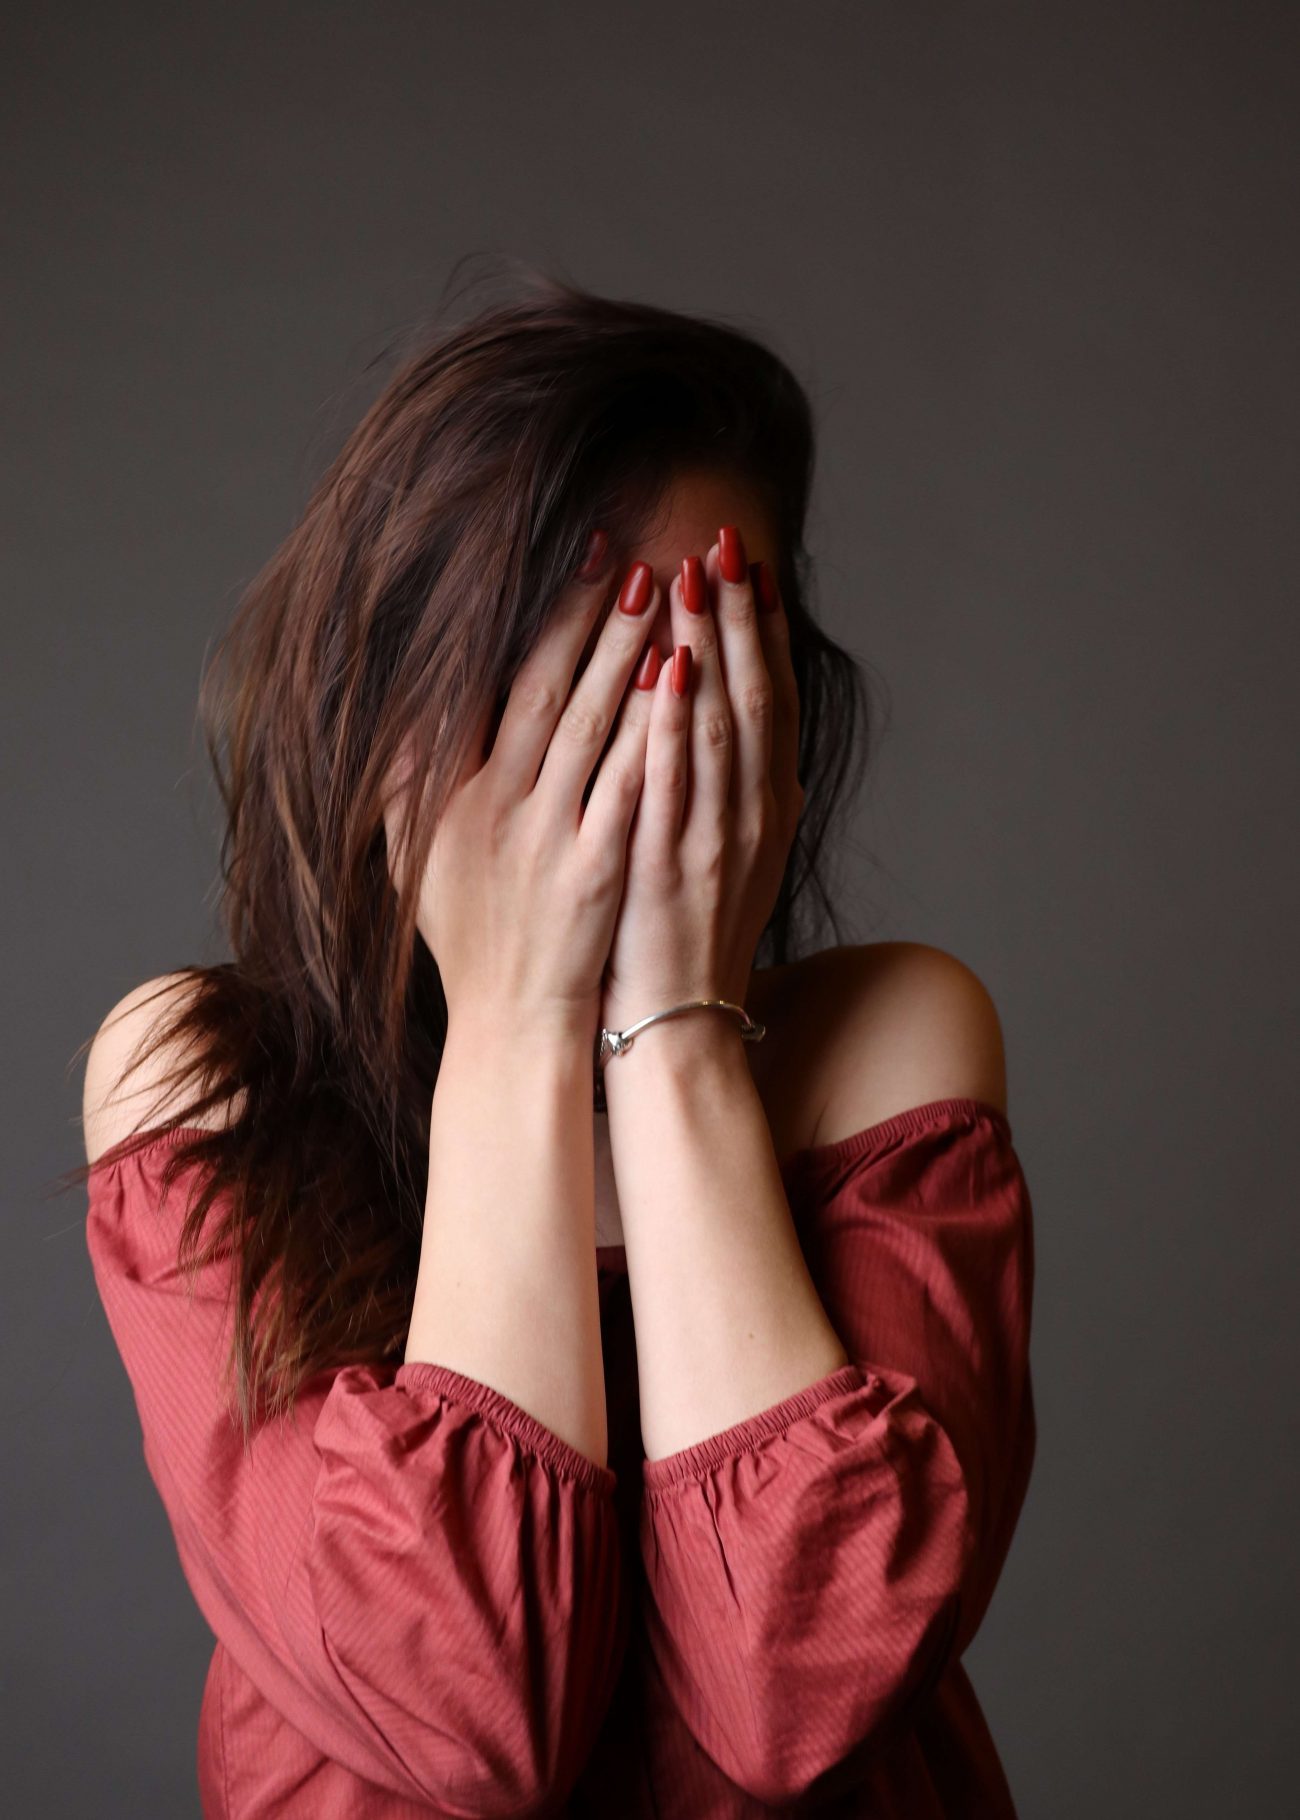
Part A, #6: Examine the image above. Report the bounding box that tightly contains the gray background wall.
[7,3,1296,1813]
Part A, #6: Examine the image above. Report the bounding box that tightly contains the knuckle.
[557,698,608,748]
[600,758,643,809]
[517,672,561,721]
[698,833,728,880]
[647,754,687,793]
[698,709,732,752]
[738,797,773,853]
[719,595,757,633]
[568,863,612,912]
[589,749,640,815]
[737,680,774,726]
[582,841,622,893]
[575,834,624,896]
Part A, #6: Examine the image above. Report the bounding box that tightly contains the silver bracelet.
[593,998,766,1111]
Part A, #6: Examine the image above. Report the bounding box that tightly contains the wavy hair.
[59,266,876,1444]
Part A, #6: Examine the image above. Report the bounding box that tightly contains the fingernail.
[635,643,662,688]
[719,525,748,584]
[681,555,708,616]
[754,559,780,614]
[618,561,654,615]
[575,527,609,580]
[671,644,692,697]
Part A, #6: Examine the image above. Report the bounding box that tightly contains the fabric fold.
[86,1140,626,1818]
[636,1101,1036,1808]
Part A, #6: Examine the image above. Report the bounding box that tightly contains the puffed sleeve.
[637,1097,1036,1808]
[86,1132,628,1819]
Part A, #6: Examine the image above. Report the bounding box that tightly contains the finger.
[705,526,773,813]
[670,556,731,834]
[486,529,624,801]
[577,636,661,861]
[533,561,662,820]
[632,639,692,861]
[749,557,802,813]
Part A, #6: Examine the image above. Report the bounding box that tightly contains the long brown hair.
[60,265,877,1444]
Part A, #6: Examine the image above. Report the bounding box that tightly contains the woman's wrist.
[447,996,598,1055]
[416,995,609,1468]
[599,1000,748,1091]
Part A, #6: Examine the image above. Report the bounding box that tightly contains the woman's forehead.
[567,477,778,682]
[625,467,777,574]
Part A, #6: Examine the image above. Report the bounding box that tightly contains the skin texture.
[381,463,799,1058]
[592,469,803,1042]
[569,473,855,1458]
[390,465,815,1461]
[81,467,1010,1471]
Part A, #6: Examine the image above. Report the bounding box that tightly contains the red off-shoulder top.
[86,1094,1035,1817]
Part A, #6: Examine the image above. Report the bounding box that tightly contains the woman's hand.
[383,538,666,1039]
[599,524,804,1037]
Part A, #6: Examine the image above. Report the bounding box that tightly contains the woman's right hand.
[383,538,668,1039]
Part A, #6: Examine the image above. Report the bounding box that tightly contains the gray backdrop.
[7,3,1297,1813]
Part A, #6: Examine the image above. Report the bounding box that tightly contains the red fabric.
[86,1094,1035,1817]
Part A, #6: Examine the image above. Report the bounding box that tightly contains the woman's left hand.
[599,524,805,1038]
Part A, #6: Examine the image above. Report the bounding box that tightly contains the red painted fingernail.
[575,527,609,580]
[681,555,708,616]
[635,643,661,688]
[754,559,780,614]
[671,643,691,697]
[718,525,748,584]
[619,561,653,615]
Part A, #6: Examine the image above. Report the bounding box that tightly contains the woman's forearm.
[603,1016,848,1463]
[405,1010,609,1469]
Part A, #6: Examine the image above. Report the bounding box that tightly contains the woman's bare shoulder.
[81,971,239,1167]
[751,943,1008,1154]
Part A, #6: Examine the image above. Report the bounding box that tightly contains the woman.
[73,275,1036,1817]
